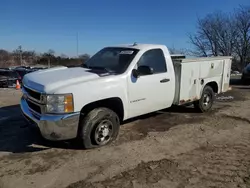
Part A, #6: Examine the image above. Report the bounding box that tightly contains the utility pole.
[76,32,79,58]
[48,58,50,68]
[18,45,22,66]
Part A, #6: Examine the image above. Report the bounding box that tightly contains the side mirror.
[132,65,153,78]
[132,69,140,78]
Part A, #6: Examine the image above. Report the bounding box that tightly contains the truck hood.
[22,66,102,93]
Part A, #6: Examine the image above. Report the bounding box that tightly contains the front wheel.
[194,86,215,113]
[79,107,120,149]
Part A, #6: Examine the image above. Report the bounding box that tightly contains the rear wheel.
[79,107,120,149]
[194,86,215,112]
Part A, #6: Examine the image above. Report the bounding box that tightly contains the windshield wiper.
[83,65,114,73]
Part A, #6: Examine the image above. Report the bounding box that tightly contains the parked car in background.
[14,68,33,81]
[30,67,46,72]
[241,63,250,84]
[14,66,46,83]
[14,66,31,69]
[15,69,27,80]
[0,66,47,88]
[231,70,240,75]
[0,69,20,88]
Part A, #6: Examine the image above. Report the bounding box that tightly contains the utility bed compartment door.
[199,60,224,79]
[221,59,232,92]
[178,63,200,104]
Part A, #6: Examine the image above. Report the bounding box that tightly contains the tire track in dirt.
[0,149,74,177]
[66,113,250,188]
[114,104,231,145]
[179,143,250,188]
[66,142,250,188]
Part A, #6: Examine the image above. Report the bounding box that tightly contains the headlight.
[45,94,74,113]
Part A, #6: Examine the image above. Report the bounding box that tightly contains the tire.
[79,107,120,149]
[194,86,215,113]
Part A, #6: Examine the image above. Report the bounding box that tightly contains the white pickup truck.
[20,43,232,148]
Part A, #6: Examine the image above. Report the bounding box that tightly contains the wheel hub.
[102,126,109,137]
[94,120,113,145]
[203,94,211,106]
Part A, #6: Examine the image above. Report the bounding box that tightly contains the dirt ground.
[1,78,250,188]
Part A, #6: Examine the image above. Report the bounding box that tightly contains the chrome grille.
[22,86,45,114]
[26,100,42,114]
[23,86,41,101]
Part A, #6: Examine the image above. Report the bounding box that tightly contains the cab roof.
[108,43,167,50]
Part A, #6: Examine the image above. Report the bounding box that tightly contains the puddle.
[216,96,234,101]
[216,89,246,102]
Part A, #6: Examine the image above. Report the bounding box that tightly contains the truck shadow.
[0,97,233,154]
[0,103,205,154]
[0,105,51,153]
[123,104,211,125]
[123,78,245,125]
[0,105,84,154]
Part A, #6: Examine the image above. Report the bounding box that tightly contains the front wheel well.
[80,97,124,122]
[205,81,218,93]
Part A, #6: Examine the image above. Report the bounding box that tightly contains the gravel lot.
[1,77,250,188]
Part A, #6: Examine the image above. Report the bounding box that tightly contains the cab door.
[127,48,175,118]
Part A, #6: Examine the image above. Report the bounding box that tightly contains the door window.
[137,49,167,74]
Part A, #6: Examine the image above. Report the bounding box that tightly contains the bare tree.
[79,53,90,62]
[12,45,23,65]
[0,49,9,61]
[188,35,209,57]
[43,49,55,68]
[234,6,250,67]
[22,50,36,65]
[189,12,238,57]
[0,49,10,67]
[168,47,187,55]
[47,49,55,57]
[60,54,68,59]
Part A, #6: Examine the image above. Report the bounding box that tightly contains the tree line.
[189,5,250,70]
[0,46,90,68]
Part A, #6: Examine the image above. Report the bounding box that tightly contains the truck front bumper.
[20,97,80,141]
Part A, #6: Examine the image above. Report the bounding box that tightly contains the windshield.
[15,70,26,77]
[83,47,139,74]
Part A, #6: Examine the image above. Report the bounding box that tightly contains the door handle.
[160,78,170,83]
